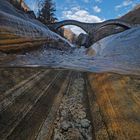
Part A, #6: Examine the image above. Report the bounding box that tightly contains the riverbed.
[1,25,140,76]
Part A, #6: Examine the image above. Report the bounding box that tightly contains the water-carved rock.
[0,0,71,52]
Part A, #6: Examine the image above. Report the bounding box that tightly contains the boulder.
[76,33,90,47]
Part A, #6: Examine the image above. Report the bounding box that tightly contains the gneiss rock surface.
[0,0,72,52]
[0,68,140,140]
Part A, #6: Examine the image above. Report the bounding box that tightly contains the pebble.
[61,110,67,117]
[61,121,72,131]
[53,133,62,140]
[53,78,92,139]
[80,119,90,128]
[78,111,86,119]
[66,128,81,140]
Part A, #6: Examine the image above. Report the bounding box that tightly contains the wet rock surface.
[0,69,140,139]
[53,76,92,140]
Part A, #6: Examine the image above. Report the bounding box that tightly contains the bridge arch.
[49,19,132,34]
[49,20,89,33]
[95,19,131,31]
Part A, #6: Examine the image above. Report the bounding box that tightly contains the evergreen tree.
[38,0,57,24]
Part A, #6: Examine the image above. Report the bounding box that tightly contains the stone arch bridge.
[49,19,132,34]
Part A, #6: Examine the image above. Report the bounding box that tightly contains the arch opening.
[50,20,91,34]
[61,25,87,35]
[98,23,130,31]
[57,25,87,44]
[55,24,88,34]
[94,23,130,37]
[90,24,130,44]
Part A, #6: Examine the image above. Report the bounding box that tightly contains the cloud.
[62,7,102,23]
[93,6,101,13]
[115,0,133,11]
[62,7,102,35]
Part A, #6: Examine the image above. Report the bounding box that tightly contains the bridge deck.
[49,19,132,34]
[0,68,140,140]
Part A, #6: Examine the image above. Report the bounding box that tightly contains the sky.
[25,0,140,34]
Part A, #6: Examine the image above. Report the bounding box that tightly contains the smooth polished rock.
[0,0,72,52]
